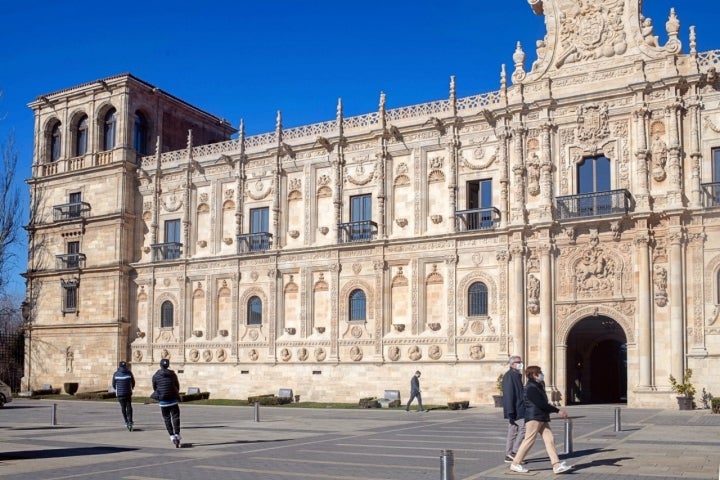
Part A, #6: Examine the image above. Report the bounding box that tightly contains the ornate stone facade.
[23,1,720,407]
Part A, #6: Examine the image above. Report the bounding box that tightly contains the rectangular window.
[349,194,372,241]
[62,280,78,313]
[67,241,80,268]
[466,179,492,229]
[246,207,270,252]
[68,192,82,218]
[711,148,720,205]
[249,207,269,233]
[164,219,181,259]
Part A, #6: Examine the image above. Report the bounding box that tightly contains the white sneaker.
[169,435,176,442]
[510,463,529,473]
[553,462,572,474]
[175,433,182,442]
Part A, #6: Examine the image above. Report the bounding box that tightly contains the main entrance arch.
[565,315,627,404]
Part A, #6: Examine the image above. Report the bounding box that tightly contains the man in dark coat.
[151,358,182,447]
[112,361,135,431]
[501,355,525,463]
[405,370,426,412]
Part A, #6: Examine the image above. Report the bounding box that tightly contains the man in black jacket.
[151,358,182,447]
[405,371,426,412]
[112,361,135,431]
[501,355,525,463]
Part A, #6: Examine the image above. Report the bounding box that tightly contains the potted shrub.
[711,398,720,414]
[493,373,504,408]
[669,368,696,410]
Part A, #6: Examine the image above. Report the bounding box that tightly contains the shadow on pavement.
[0,446,138,460]
[191,438,295,447]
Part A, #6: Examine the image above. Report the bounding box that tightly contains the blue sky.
[0,0,717,296]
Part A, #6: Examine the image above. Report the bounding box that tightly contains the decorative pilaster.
[273,112,283,247]
[377,93,388,239]
[182,130,193,259]
[538,242,553,387]
[668,227,685,380]
[499,127,511,229]
[444,255,458,361]
[448,76,459,233]
[268,267,279,358]
[510,124,527,225]
[333,99,345,243]
[665,102,683,207]
[373,260,386,358]
[687,231,708,356]
[539,122,553,220]
[688,99,703,208]
[236,120,246,237]
[635,230,652,388]
[329,263,340,362]
[510,243,526,357]
[633,106,651,211]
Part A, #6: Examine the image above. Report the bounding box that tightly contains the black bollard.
[614,406,621,432]
[51,403,57,426]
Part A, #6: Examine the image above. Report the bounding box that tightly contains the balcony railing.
[337,220,378,244]
[55,253,86,270]
[53,202,91,221]
[237,232,272,253]
[701,182,720,207]
[455,207,501,232]
[150,242,183,261]
[555,189,632,220]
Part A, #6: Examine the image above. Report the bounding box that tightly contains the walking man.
[152,358,182,447]
[502,355,525,463]
[405,370,426,412]
[112,361,135,431]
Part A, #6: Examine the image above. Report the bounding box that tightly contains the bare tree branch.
[0,130,23,294]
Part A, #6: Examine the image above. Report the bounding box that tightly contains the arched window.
[160,301,174,328]
[349,289,366,321]
[468,282,488,316]
[103,108,117,150]
[76,115,88,156]
[247,296,262,325]
[50,122,62,162]
[134,111,149,155]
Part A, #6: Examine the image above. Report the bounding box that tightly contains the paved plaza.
[1,399,718,479]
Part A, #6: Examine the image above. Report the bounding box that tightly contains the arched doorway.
[566,315,627,404]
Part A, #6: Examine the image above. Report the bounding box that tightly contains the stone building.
[22,0,720,407]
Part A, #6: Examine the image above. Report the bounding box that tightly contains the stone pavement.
[0,399,718,479]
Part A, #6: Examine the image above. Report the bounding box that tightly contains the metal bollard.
[614,407,621,432]
[563,419,573,454]
[440,449,455,480]
[51,403,57,426]
[254,401,260,422]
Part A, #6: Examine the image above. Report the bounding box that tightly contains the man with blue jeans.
[502,355,525,463]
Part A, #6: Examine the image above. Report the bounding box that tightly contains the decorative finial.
[276,110,282,132]
[154,136,161,156]
[500,64,507,89]
[511,43,527,84]
[449,75,456,100]
[689,26,697,56]
[336,98,343,123]
[186,129,193,150]
[379,91,386,111]
[239,118,245,139]
[665,8,680,37]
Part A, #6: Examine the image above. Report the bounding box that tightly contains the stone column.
[668,228,685,381]
[538,243,553,387]
[665,103,683,208]
[510,243,526,357]
[499,128,511,229]
[373,260,386,359]
[635,230,652,388]
[633,107,650,211]
[445,255,458,361]
[329,263,340,361]
[510,125,526,225]
[688,100,703,208]
[539,123,553,221]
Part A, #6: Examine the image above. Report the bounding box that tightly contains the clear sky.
[0,0,717,297]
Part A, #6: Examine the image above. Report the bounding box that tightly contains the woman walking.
[509,365,572,474]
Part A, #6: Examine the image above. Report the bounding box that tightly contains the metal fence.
[0,332,24,392]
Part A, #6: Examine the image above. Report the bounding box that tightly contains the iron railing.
[150,242,183,261]
[53,202,91,221]
[555,189,632,220]
[237,232,272,253]
[55,253,86,270]
[337,220,378,243]
[455,207,501,231]
[701,182,720,207]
